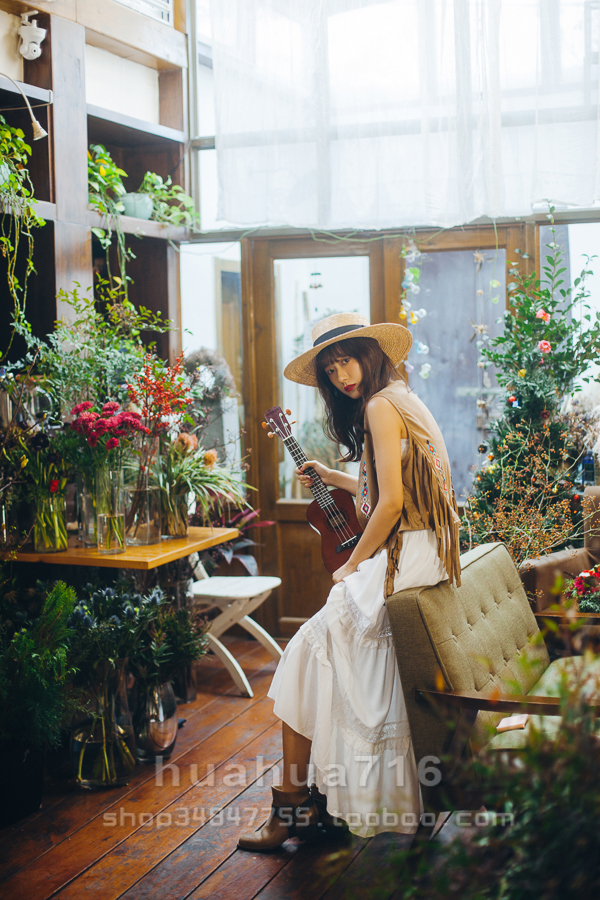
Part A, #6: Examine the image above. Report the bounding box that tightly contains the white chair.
[191,563,283,698]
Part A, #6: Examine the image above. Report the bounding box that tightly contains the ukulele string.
[283,435,356,543]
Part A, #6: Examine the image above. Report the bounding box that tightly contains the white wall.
[0,11,24,82]
[85,45,159,124]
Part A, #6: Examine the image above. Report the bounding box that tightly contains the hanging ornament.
[419,363,431,379]
[415,341,429,355]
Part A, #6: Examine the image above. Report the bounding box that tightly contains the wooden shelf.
[5,526,239,570]
[88,207,190,241]
[87,104,185,147]
[0,76,52,107]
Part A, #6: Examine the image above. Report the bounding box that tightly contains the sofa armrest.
[519,548,591,612]
[415,687,600,716]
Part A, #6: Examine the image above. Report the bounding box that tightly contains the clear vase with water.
[96,465,125,554]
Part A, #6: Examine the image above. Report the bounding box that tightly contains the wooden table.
[3,526,239,570]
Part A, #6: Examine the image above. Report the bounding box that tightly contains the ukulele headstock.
[263,406,295,440]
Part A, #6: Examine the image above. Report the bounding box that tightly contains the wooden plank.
[383,235,403,324]
[76,0,188,69]
[0,648,279,890]
[254,831,367,900]
[54,221,93,303]
[50,716,282,900]
[0,76,52,104]
[188,839,300,899]
[116,744,283,900]
[50,15,89,226]
[0,641,272,864]
[87,104,185,144]
[320,832,412,900]
[415,688,599,716]
[0,1,75,21]
[159,68,184,132]
[4,527,238,569]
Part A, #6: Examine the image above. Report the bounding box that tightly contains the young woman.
[238,312,461,851]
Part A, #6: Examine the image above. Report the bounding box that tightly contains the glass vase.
[96,465,125,554]
[33,492,68,553]
[77,473,97,547]
[134,681,178,762]
[162,487,190,538]
[70,660,136,788]
[125,484,161,546]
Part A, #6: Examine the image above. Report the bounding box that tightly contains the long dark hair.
[315,336,399,462]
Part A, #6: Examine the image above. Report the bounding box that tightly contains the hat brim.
[283,323,413,387]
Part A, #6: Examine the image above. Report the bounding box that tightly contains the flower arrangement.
[159,431,247,536]
[566,565,600,613]
[70,401,147,460]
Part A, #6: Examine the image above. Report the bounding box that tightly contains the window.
[113,0,173,25]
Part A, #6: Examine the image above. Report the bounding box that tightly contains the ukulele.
[263,406,363,574]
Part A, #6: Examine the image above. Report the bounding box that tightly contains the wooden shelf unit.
[0,0,189,363]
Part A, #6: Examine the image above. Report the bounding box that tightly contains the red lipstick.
[344,384,356,393]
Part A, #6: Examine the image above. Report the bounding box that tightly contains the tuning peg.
[291,420,296,425]
[261,422,269,430]
[267,432,275,438]
[285,408,292,415]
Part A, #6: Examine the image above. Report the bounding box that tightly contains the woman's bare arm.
[296,460,359,496]
[332,396,406,583]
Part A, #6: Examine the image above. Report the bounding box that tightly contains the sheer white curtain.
[209,0,600,229]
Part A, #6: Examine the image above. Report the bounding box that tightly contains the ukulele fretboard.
[283,435,336,511]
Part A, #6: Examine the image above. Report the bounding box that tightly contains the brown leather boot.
[309,784,349,836]
[237,785,320,851]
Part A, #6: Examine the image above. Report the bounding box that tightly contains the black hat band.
[313,323,364,347]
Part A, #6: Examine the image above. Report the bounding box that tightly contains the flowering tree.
[465,216,600,561]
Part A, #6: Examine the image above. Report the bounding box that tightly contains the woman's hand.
[296,460,333,488]
[332,560,358,584]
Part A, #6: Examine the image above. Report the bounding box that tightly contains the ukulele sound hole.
[327,511,347,529]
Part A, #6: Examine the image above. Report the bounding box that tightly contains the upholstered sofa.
[386,542,600,810]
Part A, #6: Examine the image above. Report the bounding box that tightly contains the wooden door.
[241,226,537,637]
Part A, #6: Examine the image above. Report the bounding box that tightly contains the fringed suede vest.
[355,379,461,595]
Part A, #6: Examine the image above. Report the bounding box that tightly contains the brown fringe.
[385,440,461,597]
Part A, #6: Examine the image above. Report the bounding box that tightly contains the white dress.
[268,443,447,839]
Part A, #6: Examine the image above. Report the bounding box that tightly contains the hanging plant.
[88,143,136,297]
[0,115,45,360]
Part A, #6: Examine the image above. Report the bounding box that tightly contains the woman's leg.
[281,721,312,791]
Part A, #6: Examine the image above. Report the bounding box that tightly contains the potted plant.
[0,581,77,826]
[159,435,247,537]
[134,171,199,228]
[88,143,135,294]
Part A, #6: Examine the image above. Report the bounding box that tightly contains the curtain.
[209,0,600,230]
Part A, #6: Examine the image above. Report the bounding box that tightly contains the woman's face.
[324,355,363,399]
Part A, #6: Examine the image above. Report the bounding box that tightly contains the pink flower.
[101,402,120,415]
[538,340,552,354]
[536,309,551,323]
[106,437,119,450]
[71,401,94,416]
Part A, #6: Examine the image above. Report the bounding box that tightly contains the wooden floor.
[0,637,411,900]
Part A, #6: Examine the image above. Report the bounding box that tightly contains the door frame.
[241,224,537,636]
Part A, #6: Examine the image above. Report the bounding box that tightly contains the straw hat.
[284,313,412,387]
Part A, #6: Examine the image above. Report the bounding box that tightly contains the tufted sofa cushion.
[387,542,550,770]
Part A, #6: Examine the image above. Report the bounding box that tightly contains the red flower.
[538,340,552,354]
[71,401,94,416]
[106,437,119,450]
[101,402,120,415]
[49,479,59,493]
[88,434,98,448]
